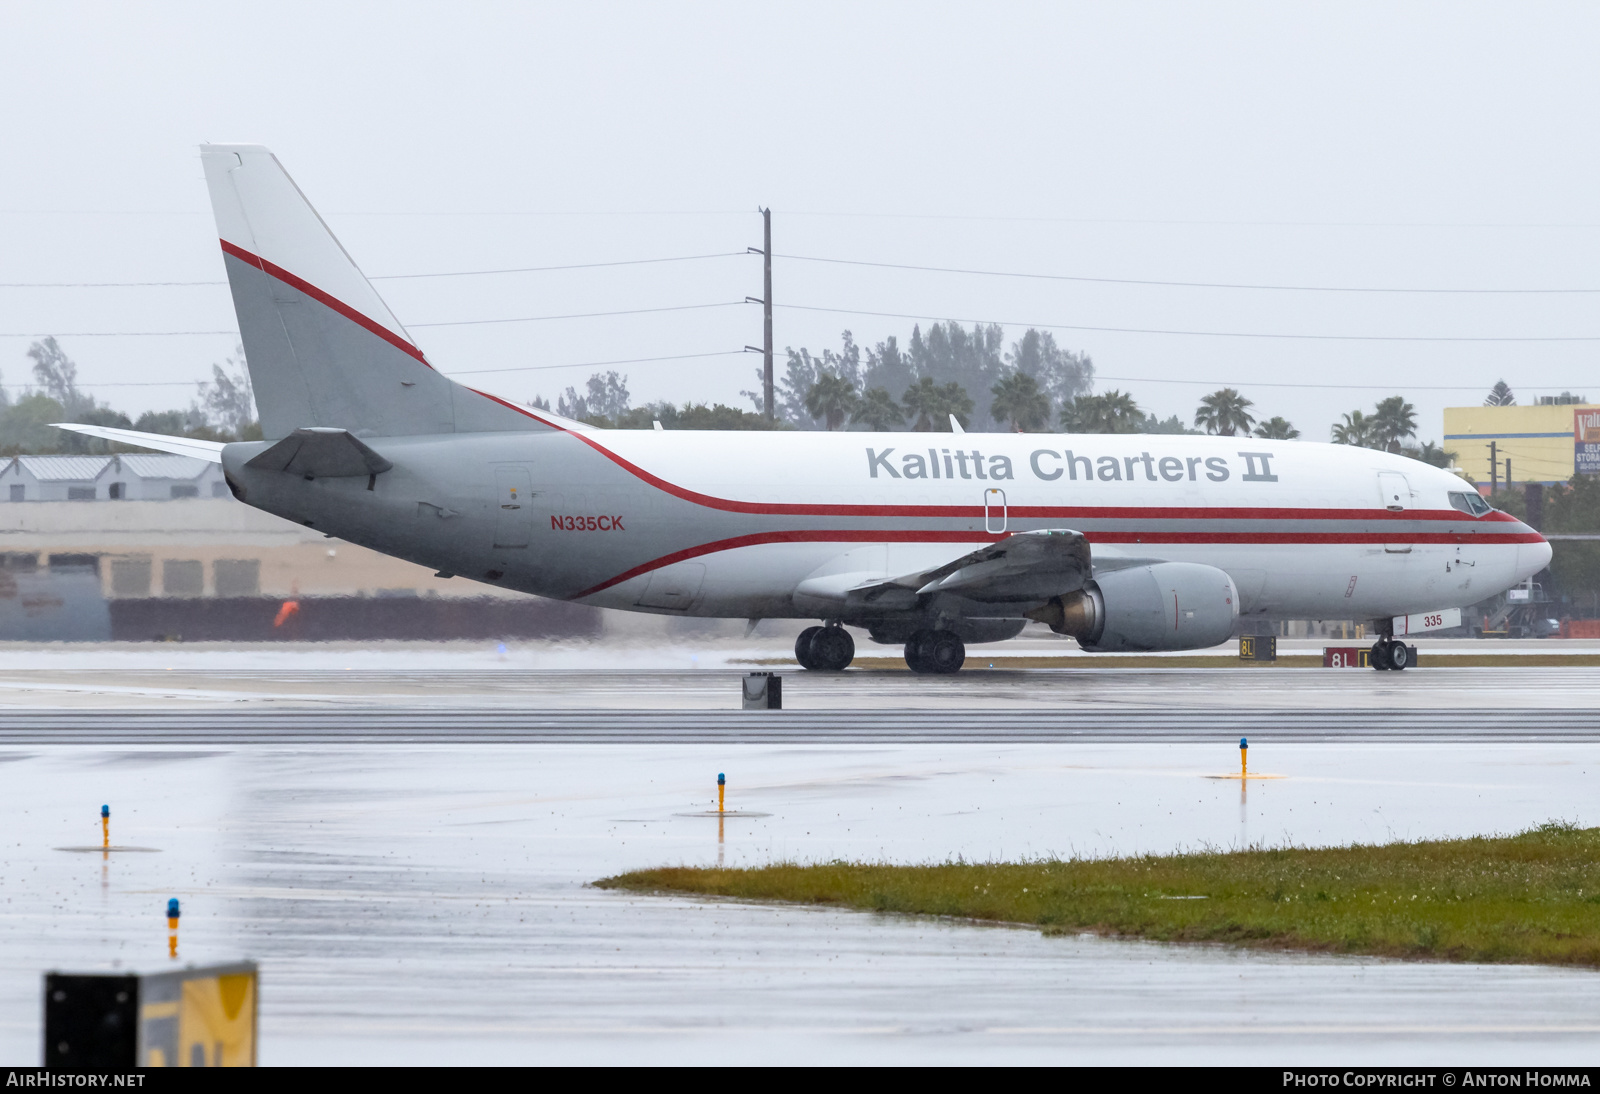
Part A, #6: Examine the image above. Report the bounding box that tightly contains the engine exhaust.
[1026,586,1102,643]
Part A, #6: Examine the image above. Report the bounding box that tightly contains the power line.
[775,211,1600,230]
[56,349,753,388]
[371,252,746,280]
[11,208,1600,229]
[443,350,750,376]
[0,330,237,337]
[408,301,746,328]
[777,253,1600,295]
[0,251,751,287]
[1096,375,1597,392]
[778,302,1600,343]
[0,279,225,288]
[0,300,749,337]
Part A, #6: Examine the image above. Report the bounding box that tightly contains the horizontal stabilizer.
[244,427,392,478]
[50,424,225,464]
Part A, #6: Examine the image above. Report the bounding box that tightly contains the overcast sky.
[2,1,1597,443]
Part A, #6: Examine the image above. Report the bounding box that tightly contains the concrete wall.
[0,499,517,601]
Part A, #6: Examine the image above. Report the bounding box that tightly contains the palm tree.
[804,372,857,431]
[1371,395,1418,454]
[1058,394,1097,432]
[1061,390,1142,433]
[1252,416,1299,439]
[1484,380,1515,407]
[901,377,974,431]
[936,381,975,431]
[901,377,942,431]
[1194,388,1256,436]
[1331,409,1376,447]
[850,387,905,431]
[1408,440,1457,469]
[989,371,1051,432]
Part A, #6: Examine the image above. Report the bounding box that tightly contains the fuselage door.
[493,466,533,548]
[1377,472,1411,512]
[1376,471,1413,555]
[984,487,1007,534]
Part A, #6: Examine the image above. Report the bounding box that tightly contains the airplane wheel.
[1369,640,1392,671]
[1387,640,1411,671]
[904,630,934,673]
[810,626,855,672]
[924,630,966,675]
[795,626,824,670]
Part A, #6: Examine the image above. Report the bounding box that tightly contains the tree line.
[0,338,260,456]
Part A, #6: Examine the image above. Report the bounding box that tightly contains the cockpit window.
[1448,491,1492,517]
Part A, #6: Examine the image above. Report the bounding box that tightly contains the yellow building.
[1443,402,1600,490]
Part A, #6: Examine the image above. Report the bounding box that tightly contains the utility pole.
[1489,441,1498,494]
[745,209,774,420]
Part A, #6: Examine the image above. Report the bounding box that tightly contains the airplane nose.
[1520,534,1553,577]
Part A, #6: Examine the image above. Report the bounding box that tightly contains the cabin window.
[1447,491,1492,517]
[67,487,95,501]
[7,485,21,502]
[170,484,199,499]
[108,482,124,500]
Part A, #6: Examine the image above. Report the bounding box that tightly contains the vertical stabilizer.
[200,144,539,439]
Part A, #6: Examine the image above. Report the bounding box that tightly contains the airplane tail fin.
[200,144,545,439]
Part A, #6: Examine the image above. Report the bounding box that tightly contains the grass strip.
[596,823,1600,967]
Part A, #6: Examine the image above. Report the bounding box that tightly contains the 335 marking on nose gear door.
[551,515,625,532]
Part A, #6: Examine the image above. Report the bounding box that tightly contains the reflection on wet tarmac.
[0,741,1596,1064]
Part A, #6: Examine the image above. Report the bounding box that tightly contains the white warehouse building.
[0,454,229,502]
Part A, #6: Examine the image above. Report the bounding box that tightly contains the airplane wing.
[51,423,225,463]
[835,529,1095,611]
[800,530,1176,612]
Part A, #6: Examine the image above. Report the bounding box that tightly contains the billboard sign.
[1577,408,1600,476]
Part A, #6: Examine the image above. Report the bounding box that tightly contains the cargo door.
[1376,471,1413,555]
[493,466,533,548]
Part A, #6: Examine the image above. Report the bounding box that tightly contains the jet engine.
[1030,562,1239,652]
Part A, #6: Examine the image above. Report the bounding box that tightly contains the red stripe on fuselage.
[568,527,1544,600]
[219,239,430,366]
[465,395,1527,525]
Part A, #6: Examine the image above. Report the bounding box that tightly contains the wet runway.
[0,651,1595,1064]
[2,704,1599,743]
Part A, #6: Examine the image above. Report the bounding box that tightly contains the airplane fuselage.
[221,424,1547,630]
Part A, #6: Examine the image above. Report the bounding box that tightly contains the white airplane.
[57,145,1551,674]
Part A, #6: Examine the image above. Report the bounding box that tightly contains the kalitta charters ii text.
[865,447,1280,483]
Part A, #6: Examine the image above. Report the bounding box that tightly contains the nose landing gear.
[1369,637,1413,671]
[905,629,965,674]
[795,624,855,671]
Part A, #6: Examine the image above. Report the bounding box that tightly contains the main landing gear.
[904,629,965,675]
[796,624,855,671]
[1369,637,1412,671]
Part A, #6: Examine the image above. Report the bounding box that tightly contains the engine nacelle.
[1033,562,1239,652]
